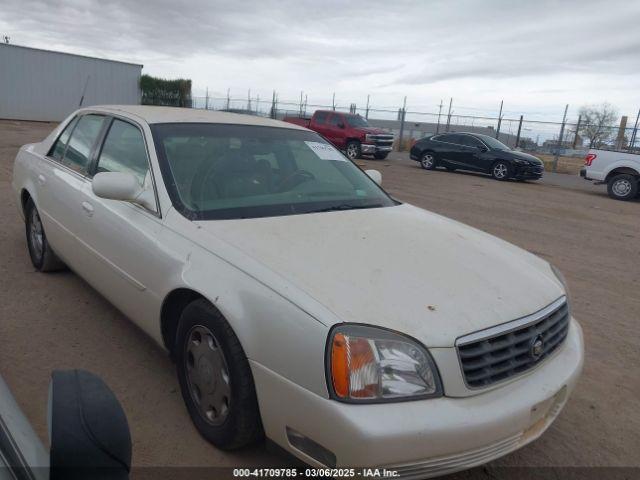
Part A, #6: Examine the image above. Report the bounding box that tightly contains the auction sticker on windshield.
[305,141,346,161]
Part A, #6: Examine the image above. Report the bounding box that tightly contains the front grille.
[457,298,570,388]
[368,134,394,147]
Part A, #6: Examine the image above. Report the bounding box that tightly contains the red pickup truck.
[283,110,394,160]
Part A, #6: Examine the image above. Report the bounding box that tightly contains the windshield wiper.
[307,203,384,213]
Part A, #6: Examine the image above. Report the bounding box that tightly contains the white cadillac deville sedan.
[12,106,583,477]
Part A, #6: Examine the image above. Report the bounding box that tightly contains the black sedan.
[409,132,544,180]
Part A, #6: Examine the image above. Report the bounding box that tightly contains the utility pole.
[572,114,582,149]
[397,96,407,152]
[515,115,523,148]
[436,99,443,134]
[496,100,503,139]
[365,95,370,119]
[445,98,453,132]
[553,104,569,172]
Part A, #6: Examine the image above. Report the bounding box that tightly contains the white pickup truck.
[580,149,640,200]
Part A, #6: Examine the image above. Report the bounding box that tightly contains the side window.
[63,114,106,174]
[49,117,79,160]
[459,135,483,148]
[314,112,328,124]
[435,134,454,143]
[96,119,149,185]
[446,134,466,145]
[329,114,342,127]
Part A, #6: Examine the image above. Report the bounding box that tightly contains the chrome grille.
[367,134,394,147]
[457,298,570,388]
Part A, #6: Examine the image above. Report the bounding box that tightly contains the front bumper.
[514,163,544,179]
[361,143,393,155]
[251,318,583,476]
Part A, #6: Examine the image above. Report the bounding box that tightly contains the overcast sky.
[2,0,639,121]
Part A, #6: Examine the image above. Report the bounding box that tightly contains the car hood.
[504,150,543,165]
[356,126,392,135]
[195,204,563,347]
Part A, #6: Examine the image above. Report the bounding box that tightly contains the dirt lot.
[1,120,639,476]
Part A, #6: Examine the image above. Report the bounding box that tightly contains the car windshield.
[477,135,511,151]
[151,123,396,220]
[345,115,369,127]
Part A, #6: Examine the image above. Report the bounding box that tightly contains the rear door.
[37,113,108,271]
[432,134,465,167]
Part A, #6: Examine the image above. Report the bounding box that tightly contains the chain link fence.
[181,93,639,174]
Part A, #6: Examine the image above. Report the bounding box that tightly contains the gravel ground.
[1,120,638,477]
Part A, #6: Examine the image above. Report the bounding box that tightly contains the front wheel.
[420,152,436,170]
[345,141,361,160]
[607,174,638,201]
[25,198,65,272]
[491,161,512,180]
[175,299,263,449]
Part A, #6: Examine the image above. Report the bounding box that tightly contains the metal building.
[0,43,142,122]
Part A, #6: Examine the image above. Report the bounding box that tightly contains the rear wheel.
[25,199,65,272]
[420,152,436,170]
[175,299,263,449]
[491,161,512,180]
[345,141,361,160]
[607,174,638,201]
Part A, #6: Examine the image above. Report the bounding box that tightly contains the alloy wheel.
[421,154,434,169]
[346,143,358,159]
[493,163,508,179]
[184,325,231,426]
[29,208,44,260]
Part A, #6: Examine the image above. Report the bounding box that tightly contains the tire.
[345,141,361,160]
[491,161,512,181]
[607,174,638,201]
[25,198,65,272]
[175,299,263,450]
[374,152,389,160]
[420,152,437,170]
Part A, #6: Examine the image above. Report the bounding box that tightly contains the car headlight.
[365,134,376,143]
[326,324,442,403]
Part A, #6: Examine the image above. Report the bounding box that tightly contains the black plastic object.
[49,370,132,480]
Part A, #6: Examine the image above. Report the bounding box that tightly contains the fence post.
[445,98,452,132]
[436,100,443,134]
[515,115,523,148]
[496,100,503,139]
[572,114,582,148]
[270,90,277,119]
[226,88,230,110]
[205,87,209,110]
[332,92,336,111]
[630,108,640,151]
[397,96,407,152]
[365,95,370,119]
[553,104,569,173]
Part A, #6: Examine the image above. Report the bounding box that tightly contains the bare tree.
[578,103,618,148]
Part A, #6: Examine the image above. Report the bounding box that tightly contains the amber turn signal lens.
[331,333,349,398]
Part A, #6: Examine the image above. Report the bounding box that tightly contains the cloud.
[1,0,639,117]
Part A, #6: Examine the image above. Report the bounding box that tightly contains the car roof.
[81,105,308,130]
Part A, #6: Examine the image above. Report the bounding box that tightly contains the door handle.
[37,174,46,186]
[81,201,94,217]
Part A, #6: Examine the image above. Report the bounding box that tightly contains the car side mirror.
[365,169,382,185]
[49,370,131,480]
[92,172,155,210]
